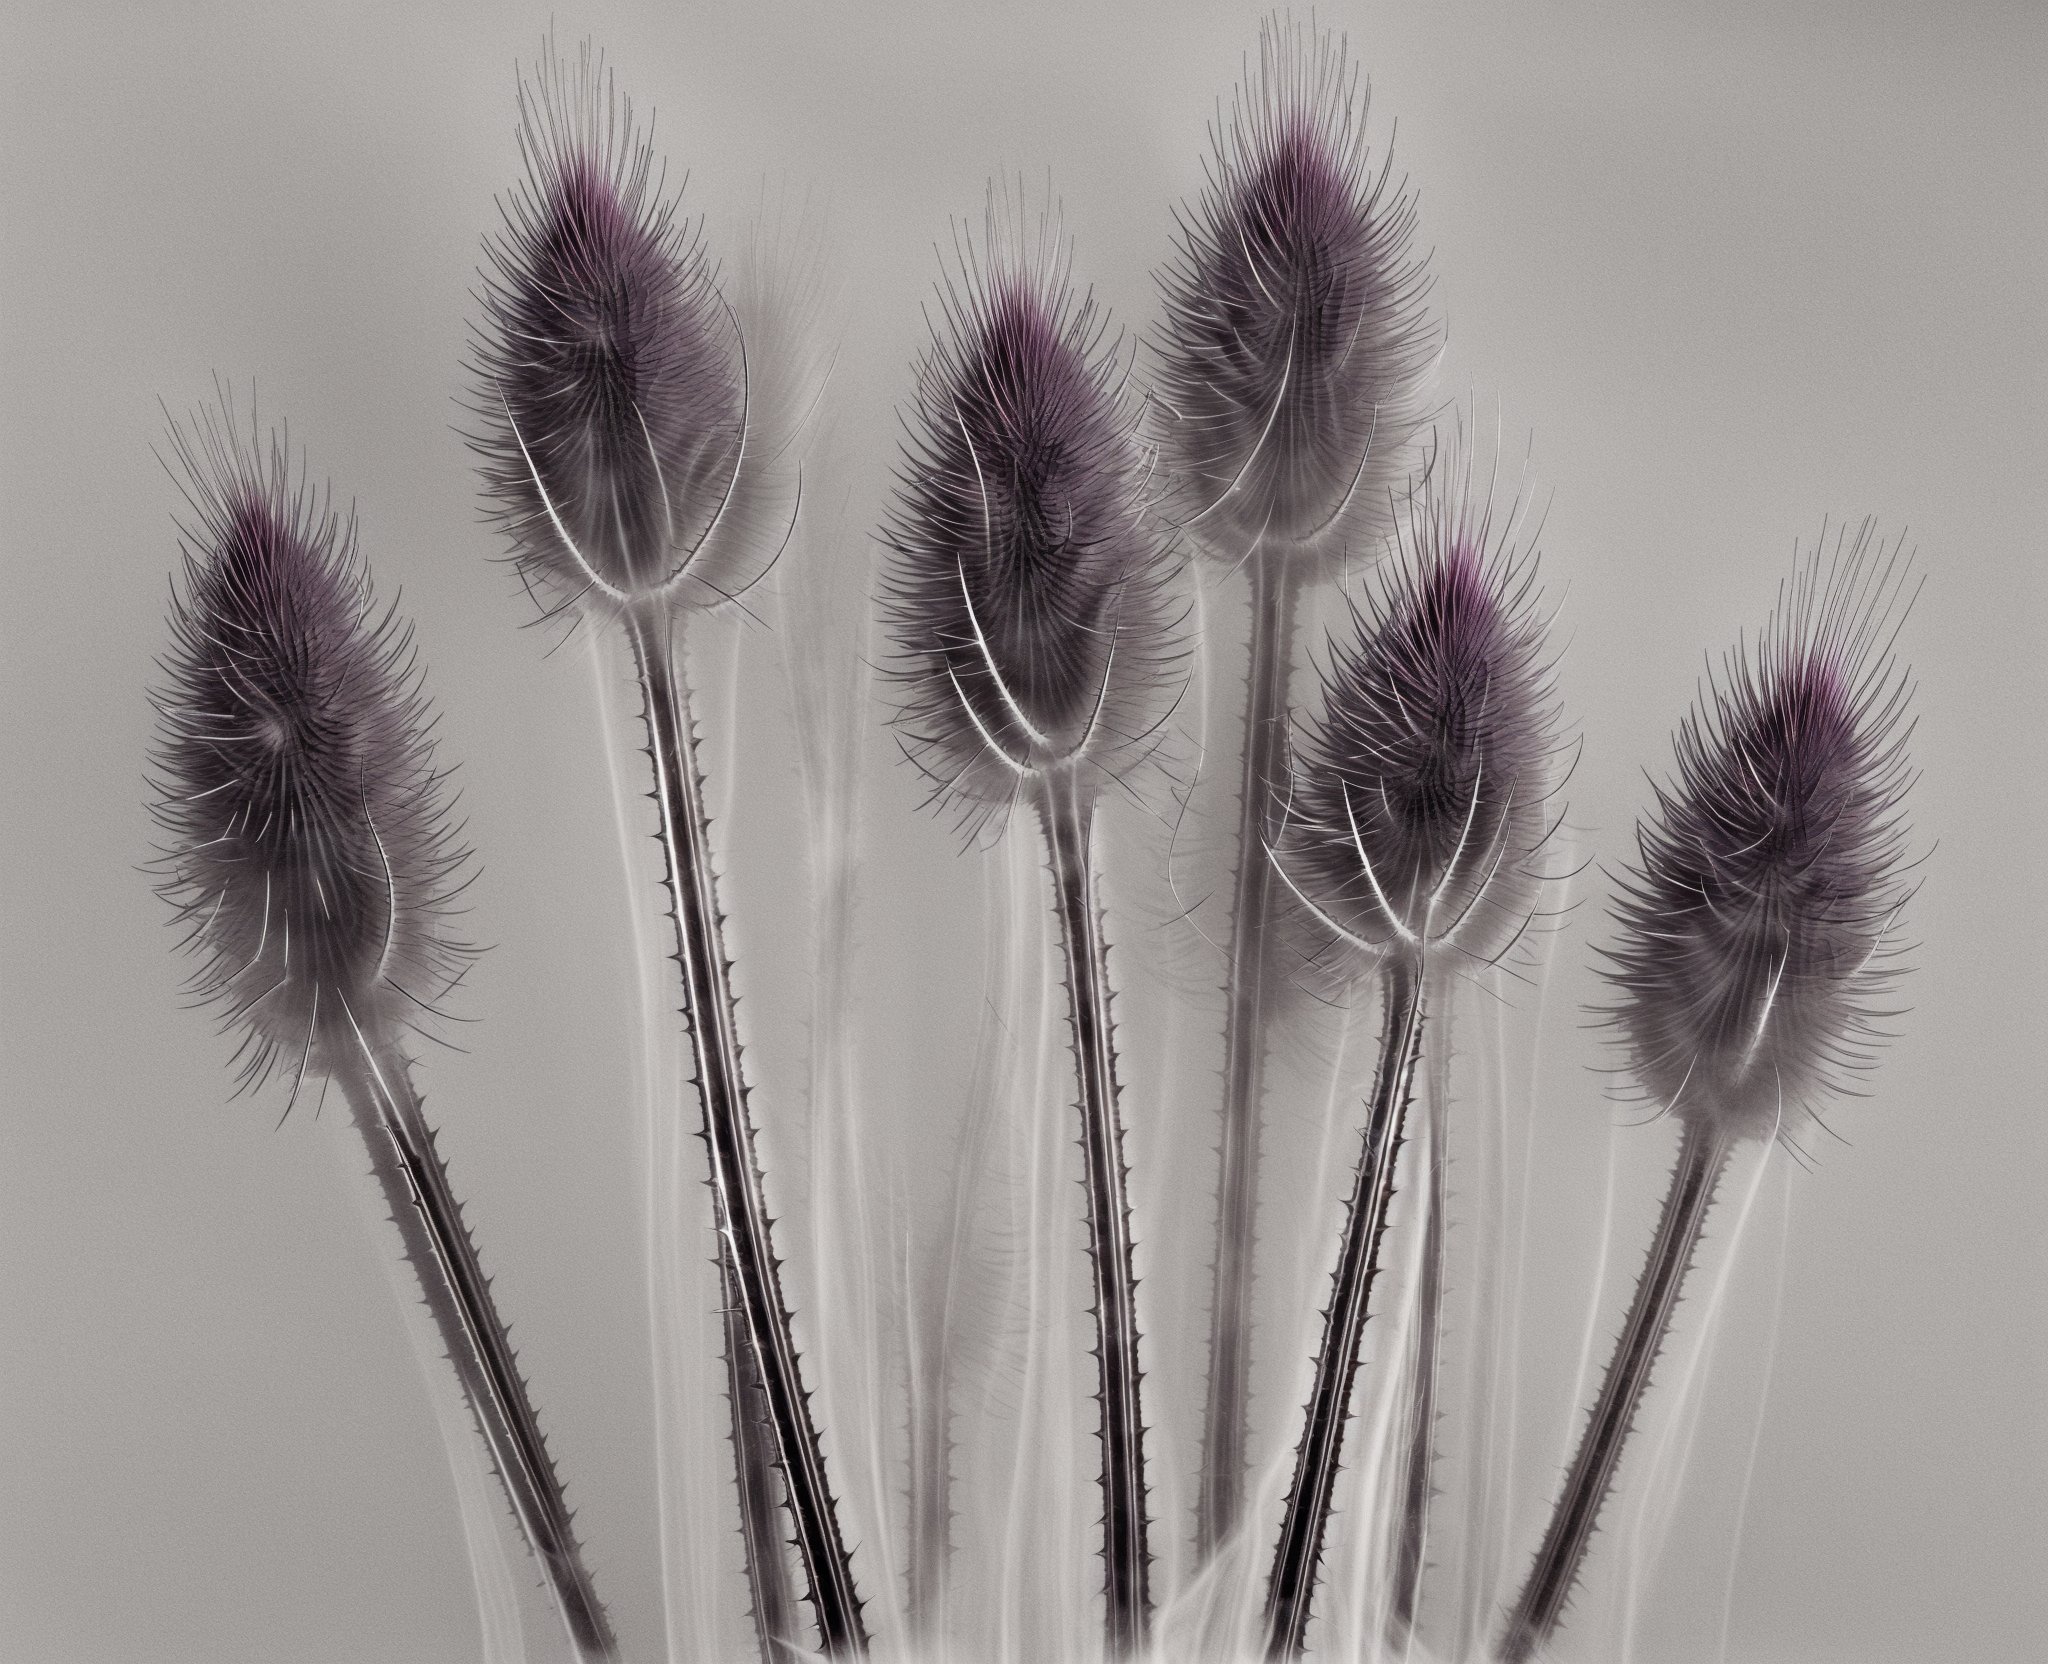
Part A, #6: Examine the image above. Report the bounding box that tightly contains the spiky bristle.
[881,211,1180,824]
[1153,12,1435,566]
[1278,446,1562,975]
[470,41,748,614]
[1600,522,1917,1142]
[150,402,470,1092]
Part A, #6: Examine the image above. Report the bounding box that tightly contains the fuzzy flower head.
[1153,12,1436,570]
[1602,524,1917,1144]
[1278,447,1563,977]
[881,210,1182,827]
[470,43,761,617]
[150,405,470,1093]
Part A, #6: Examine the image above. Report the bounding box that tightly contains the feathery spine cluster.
[471,46,745,612]
[1601,525,1916,1141]
[883,232,1179,819]
[1282,462,1559,972]
[1154,14,1435,564]
[150,410,468,1089]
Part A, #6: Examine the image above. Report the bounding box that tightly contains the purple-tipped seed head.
[470,44,746,613]
[1154,13,1436,567]
[1601,525,1917,1143]
[882,222,1181,823]
[150,406,470,1091]
[1280,450,1561,973]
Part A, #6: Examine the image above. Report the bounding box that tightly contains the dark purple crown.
[1154,15,1435,566]
[151,409,469,1089]
[471,49,744,611]
[1602,528,1917,1141]
[882,242,1180,820]
[1281,463,1560,972]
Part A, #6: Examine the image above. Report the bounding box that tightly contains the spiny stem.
[1391,998,1452,1642]
[1040,771,1152,1655]
[1497,1120,1732,1663]
[333,1034,616,1663]
[1200,557,1303,1559]
[627,603,868,1655]
[721,1244,799,1661]
[1263,960,1427,1659]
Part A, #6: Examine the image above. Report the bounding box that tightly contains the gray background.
[3,2,2043,1661]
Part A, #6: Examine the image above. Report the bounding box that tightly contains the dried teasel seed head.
[1600,524,1918,1143]
[881,207,1182,825]
[1153,12,1436,569]
[1278,443,1563,974]
[469,42,756,616]
[149,403,471,1090]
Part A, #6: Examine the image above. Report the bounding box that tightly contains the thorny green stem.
[1263,961,1427,1659]
[1200,558,1303,1560]
[333,1035,617,1662]
[628,604,869,1655]
[1496,1119,1733,1663]
[1041,771,1153,1656]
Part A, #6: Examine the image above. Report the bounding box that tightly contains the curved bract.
[471,44,749,613]
[883,236,1178,820]
[1601,524,1917,1142]
[1153,12,1434,566]
[1280,461,1561,976]
[150,407,469,1089]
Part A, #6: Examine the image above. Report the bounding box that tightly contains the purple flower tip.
[1154,13,1436,566]
[470,43,745,613]
[150,404,470,1092]
[881,221,1181,821]
[1602,523,1918,1142]
[1279,449,1563,973]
